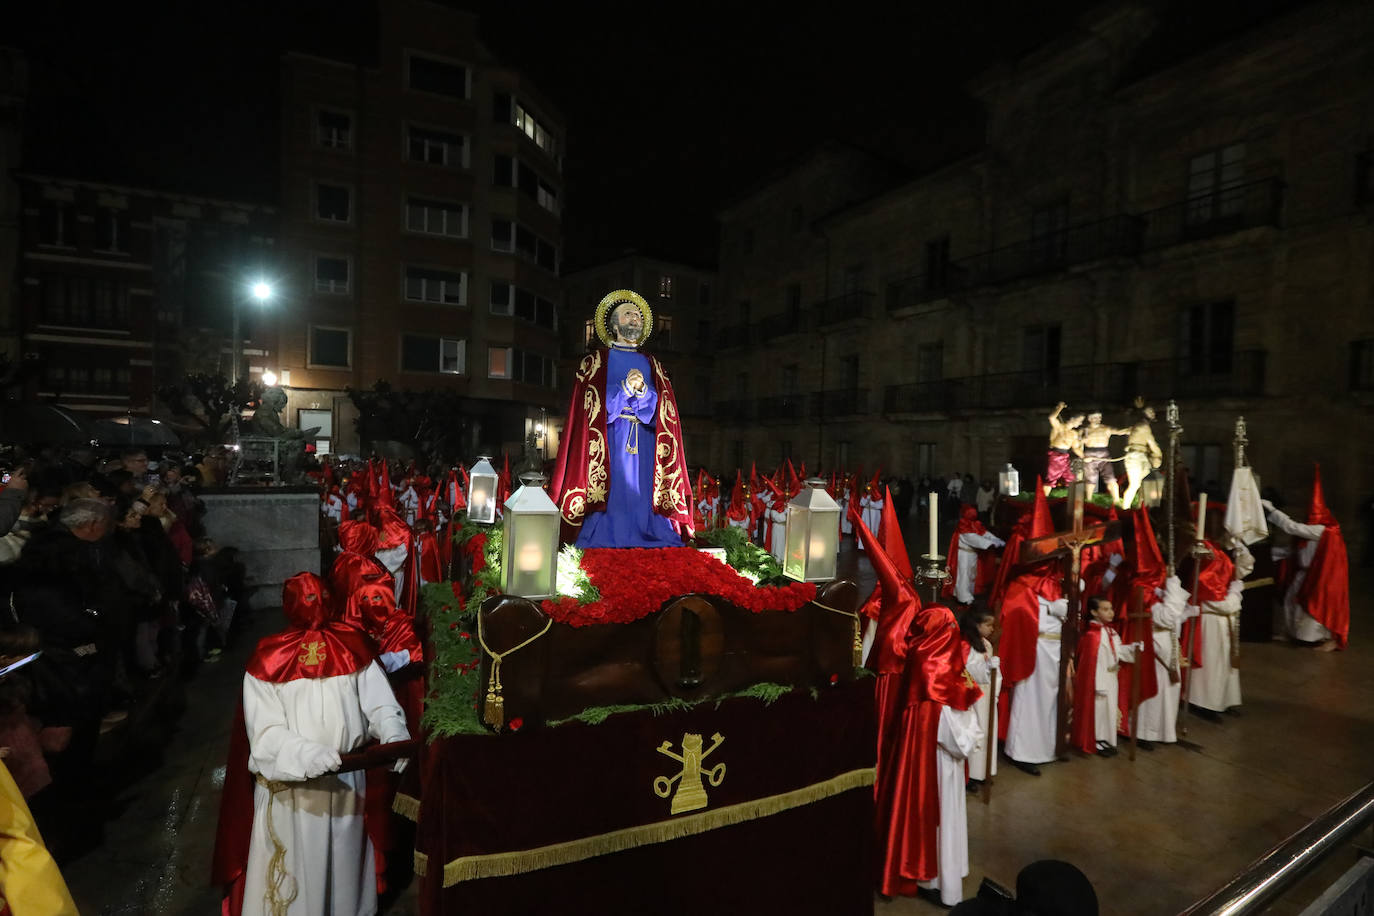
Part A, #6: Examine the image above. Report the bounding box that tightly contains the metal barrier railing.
[1180,781,1374,915]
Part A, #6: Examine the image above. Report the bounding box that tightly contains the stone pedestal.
[200,488,319,598]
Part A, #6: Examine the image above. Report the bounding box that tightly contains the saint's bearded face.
[611,303,643,344]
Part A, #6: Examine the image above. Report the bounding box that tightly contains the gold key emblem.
[298,640,327,667]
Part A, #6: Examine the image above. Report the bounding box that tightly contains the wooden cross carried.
[1017,484,1120,758]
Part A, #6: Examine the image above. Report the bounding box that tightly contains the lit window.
[407,126,464,166]
[488,346,512,379]
[316,184,350,222]
[510,99,559,159]
[404,267,465,305]
[658,275,673,298]
[406,198,467,237]
[316,110,352,150]
[314,256,349,294]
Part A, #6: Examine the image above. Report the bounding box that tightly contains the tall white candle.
[1197,491,1208,536]
[929,492,939,557]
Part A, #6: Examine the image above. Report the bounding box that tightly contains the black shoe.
[1097,744,1118,758]
[1224,706,1243,717]
[1135,739,1155,751]
[1011,760,1041,776]
[1188,704,1222,723]
[966,779,982,794]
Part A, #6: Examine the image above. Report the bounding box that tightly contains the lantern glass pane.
[469,477,498,523]
[505,514,558,597]
[783,505,808,581]
[806,507,838,581]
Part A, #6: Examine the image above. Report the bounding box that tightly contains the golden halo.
[593,290,654,348]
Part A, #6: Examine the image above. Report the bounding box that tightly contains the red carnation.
[507,717,524,732]
[829,673,840,686]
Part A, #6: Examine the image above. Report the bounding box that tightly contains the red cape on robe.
[549,348,695,543]
[1071,621,1109,754]
[1300,526,1349,649]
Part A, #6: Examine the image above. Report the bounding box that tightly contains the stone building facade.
[272,0,564,455]
[705,0,1374,549]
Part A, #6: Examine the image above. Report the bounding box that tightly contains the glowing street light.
[261,370,278,387]
[232,278,275,386]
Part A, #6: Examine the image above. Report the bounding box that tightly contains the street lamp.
[231,278,274,385]
[261,370,278,387]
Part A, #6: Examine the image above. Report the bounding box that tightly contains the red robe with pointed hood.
[212,574,379,914]
[943,504,996,599]
[1115,508,1165,731]
[549,348,694,543]
[855,502,981,895]
[1298,464,1349,648]
[859,488,913,621]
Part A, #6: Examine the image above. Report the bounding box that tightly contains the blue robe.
[575,347,683,548]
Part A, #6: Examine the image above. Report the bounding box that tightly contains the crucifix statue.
[1017,478,1120,757]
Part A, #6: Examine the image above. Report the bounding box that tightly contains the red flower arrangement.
[541,547,816,627]
[507,717,524,732]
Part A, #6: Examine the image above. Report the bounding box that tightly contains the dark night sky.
[15,0,1298,269]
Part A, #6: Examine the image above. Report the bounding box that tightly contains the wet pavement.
[57,513,1374,915]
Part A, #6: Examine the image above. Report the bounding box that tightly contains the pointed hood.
[246,572,374,683]
[859,487,914,620]
[337,519,379,556]
[784,458,801,496]
[376,508,411,551]
[851,498,921,629]
[1030,476,1054,540]
[1308,463,1337,526]
[866,466,883,499]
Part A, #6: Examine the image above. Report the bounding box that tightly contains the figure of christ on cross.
[1017,484,1119,758]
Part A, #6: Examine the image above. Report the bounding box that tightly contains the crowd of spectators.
[0,445,249,826]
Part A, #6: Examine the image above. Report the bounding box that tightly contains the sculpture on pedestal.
[1119,398,1163,508]
[1044,401,1084,494]
[549,291,694,547]
[1080,410,1128,504]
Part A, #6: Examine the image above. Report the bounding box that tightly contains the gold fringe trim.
[414,851,429,877]
[393,792,421,822]
[438,767,875,887]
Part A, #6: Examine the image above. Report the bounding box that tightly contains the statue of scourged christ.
[550,290,694,548]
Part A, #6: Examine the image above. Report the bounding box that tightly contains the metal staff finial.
[1165,399,1182,577]
[1233,416,1248,470]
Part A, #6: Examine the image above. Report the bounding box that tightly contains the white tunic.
[840,490,853,535]
[954,531,1004,604]
[965,648,1000,778]
[858,495,882,550]
[919,706,983,907]
[1265,507,1331,643]
[1003,596,1066,765]
[1090,626,1138,747]
[767,506,787,562]
[241,663,409,916]
[1134,577,1191,743]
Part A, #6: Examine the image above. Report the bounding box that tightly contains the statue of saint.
[1118,400,1163,507]
[1080,410,1129,503]
[550,291,694,547]
[1044,401,1084,495]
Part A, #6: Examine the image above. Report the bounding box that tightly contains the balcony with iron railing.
[713,398,757,424]
[883,350,1266,415]
[810,387,870,418]
[812,291,874,328]
[756,394,808,422]
[755,310,809,342]
[884,265,970,314]
[1142,178,1283,250]
[952,213,1147,289]
[715,324,756,350]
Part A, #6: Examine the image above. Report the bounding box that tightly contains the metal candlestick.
[915,553,949,604]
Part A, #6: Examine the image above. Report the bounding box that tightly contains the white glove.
[1260,498,1274,512]
[1102,569,1117,586]
[1155,586,1165,599]
[991,536,1006,548]
[988,656,1001,671]
[1047,598,1069,620]
[1184,604,1201,620]
[1227,580,1244,600]
[1109,553,1124,568]
[379,650,411,673]
[301,743,342,779]
[1130,641,1144,653]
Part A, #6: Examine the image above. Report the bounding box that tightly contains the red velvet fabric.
[1301,525,1350,648]
[1071,622,1105,754]
[245,574,375,683]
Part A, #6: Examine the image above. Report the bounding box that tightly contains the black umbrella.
[91,416,181,447]
[0,402,94,447]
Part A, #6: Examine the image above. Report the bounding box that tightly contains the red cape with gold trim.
[549,348,694,543]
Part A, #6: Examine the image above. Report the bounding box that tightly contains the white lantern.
[783,478,840,583]
[467,457,499,525]
[998,463,1020,497]
[501,473,560,599]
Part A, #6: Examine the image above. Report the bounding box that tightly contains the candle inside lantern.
[929,492,938,556]
[809,533,828,562]
[517,541,544,572]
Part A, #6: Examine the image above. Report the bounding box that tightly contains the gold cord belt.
[477,611,553,730]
